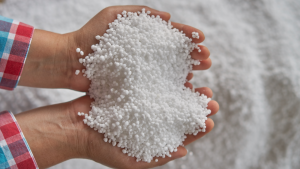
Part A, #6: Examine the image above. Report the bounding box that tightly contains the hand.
[18,6,211,92]
[15,93,218,169]
[16,5,219,169]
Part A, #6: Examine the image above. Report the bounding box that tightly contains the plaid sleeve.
[0,111,38,169]
[0,15,34,90]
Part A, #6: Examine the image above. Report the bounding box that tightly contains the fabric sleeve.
[0,111,38,169]
[0,15,34,90]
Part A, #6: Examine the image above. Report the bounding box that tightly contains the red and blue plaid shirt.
[0,15,33,90]
[0,111,38,169]
[0,15,38,169]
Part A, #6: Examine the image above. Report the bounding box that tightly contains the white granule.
[76,48,81,53]
[192,32,199,39]
[78,112,85,116]
[75,70,80,75]
[79,8,211,163]
[80,51,84,56]
[95,35,101,40]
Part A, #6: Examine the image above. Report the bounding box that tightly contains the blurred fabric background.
[1,0,299,168]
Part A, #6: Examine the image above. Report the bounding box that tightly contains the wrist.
[18,29,72,89]
[15,101,87,168]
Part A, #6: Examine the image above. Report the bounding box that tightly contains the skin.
[15,5,219,169]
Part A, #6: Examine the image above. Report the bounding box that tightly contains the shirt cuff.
[0,111,39,169]
[0,15,34,90]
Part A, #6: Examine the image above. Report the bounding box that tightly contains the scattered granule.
[192,32,199,39]
[75,70,80,75]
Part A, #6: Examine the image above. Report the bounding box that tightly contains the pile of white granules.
[76,9,211,163]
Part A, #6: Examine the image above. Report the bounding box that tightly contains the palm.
[71,92,217,169]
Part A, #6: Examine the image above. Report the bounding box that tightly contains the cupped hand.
[15,91,218,169]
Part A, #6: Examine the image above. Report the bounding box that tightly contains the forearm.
[15,102,83,169]
[18,29,72,88]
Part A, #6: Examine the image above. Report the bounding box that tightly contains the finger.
[195,87,213,98]
[171,22,205,43]
[186,73,193,81]
[183,118,214,145]
[207,100,219,117]
[184,82,193,89]
[192,58,212,70]
[191,45,210,60]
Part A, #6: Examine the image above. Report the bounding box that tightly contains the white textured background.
[1,0,300,169]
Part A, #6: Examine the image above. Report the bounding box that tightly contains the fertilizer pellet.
[192,32,200,39]
[80,51,84,55]
[75,70,80,75]
[95,35,101,40]
[76,48,81,53]
[155,159,158,162]
[78,9,211,163]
